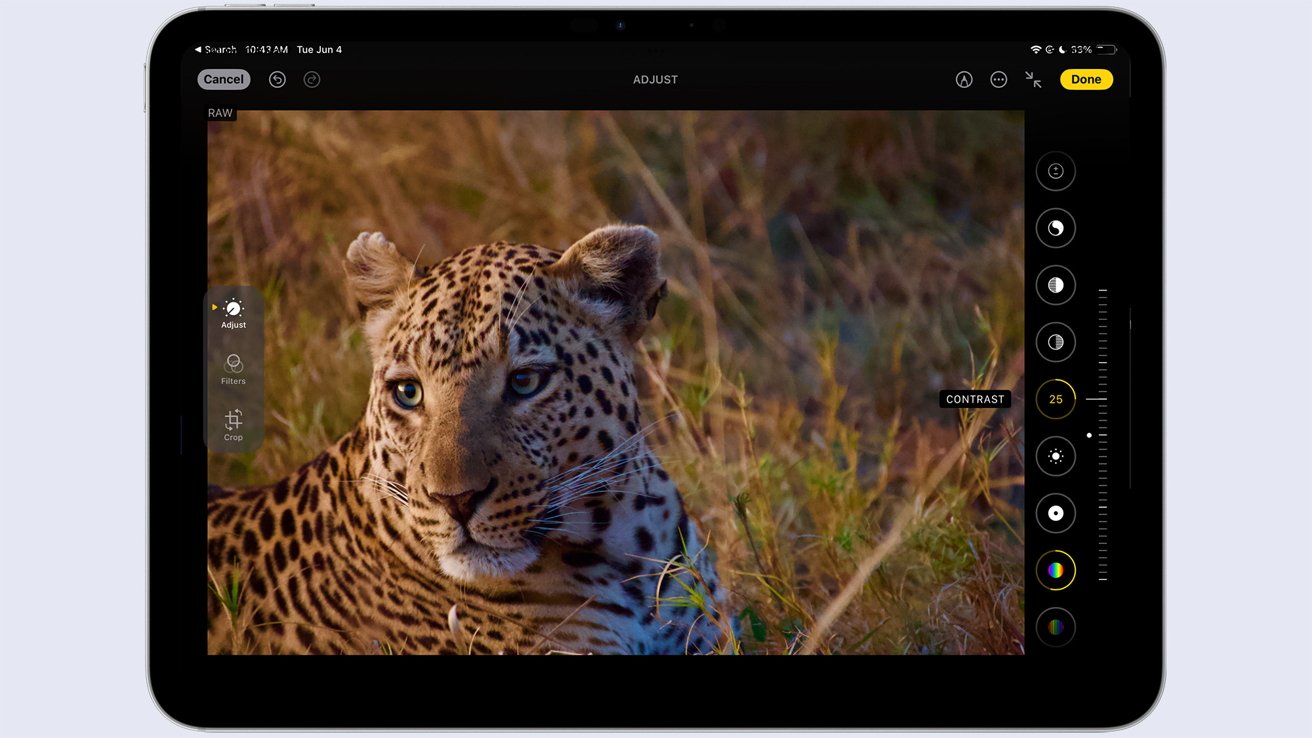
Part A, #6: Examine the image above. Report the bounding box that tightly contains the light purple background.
[2,1,1309,735]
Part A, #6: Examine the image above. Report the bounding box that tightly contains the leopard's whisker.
[540,413,672,479]
[358,485,410,507]
[524,510,591,526]
[361,474,412,500]
[361,472,411,490]
[364,486,410,505]
[366,488,409,507]
[554,461,666,494]
[500,268,535,340]
[548,466,665,508]
[350,477,404,496]
[552,487,644,510]
[405,242,428,290]
[528,508,591,519]
[350,476,412,506]
[507,293,543,338]
[545,453,635,491]
[549,449,640,484]
[539,413,674,487]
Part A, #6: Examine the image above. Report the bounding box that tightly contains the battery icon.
[1094,44,1118,55]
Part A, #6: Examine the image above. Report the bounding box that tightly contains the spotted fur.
[207,226,727,655]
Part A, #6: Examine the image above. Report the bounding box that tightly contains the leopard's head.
[344,226,669,582]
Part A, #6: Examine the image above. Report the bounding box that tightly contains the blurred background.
[207,109,1025,655]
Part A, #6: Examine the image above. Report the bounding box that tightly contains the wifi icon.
[1030,45,1043,54]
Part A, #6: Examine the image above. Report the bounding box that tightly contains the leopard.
[206,225,730,655]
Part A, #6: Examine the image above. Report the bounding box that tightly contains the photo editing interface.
[183,23,1156,667]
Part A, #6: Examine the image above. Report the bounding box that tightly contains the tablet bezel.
[148,8,1163,729]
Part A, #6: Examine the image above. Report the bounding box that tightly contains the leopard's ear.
[344,232,412,353]
[343,231,411,317]
[546,225,666,341]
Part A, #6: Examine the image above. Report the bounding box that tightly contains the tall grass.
[208,110,1026,655]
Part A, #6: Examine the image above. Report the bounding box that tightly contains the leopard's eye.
[507,368,550,399]
[393,380,423,409]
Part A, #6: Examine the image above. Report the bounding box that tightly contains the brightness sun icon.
[1048,449,1065,463]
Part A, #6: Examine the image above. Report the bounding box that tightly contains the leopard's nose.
[430,478,497,526]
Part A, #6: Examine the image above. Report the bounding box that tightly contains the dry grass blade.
[798,503,916,655]
[527,596,596,654]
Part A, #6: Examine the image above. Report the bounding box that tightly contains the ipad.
[147,8,1163,729]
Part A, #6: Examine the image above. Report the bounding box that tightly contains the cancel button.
[198,69,250,90]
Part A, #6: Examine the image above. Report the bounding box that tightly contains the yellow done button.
[1061,68,1114,90]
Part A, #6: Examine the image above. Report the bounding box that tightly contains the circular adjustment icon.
[1035,493,1076,534]
[1036,264,1076,305]
[1036,151,1076,191]
[303,70,321,88]
[1036,378,1077,419]
[1036,321,1076,362]
[1035,607,1077,647]
[989,70,1008,88]
[1036,207,1076,248]
[955,70,974,88]
[1037,550,1077,591]
[268,70,287,88]
[220,297,244,317]
[1035,435,1077,477]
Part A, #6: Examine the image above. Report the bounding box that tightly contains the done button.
[1061,68,1114,90]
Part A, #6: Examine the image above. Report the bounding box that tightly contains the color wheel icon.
[1037,549,1077,591]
